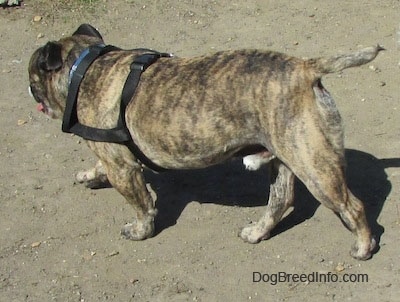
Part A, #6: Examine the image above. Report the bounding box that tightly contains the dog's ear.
[73,24,103,40]
[38,42,63,72]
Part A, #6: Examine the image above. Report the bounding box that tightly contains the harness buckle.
[131,62,145,71]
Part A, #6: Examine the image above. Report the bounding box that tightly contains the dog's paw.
[76,170,95,183]
[121,217,155,241]
[243,152,275,171]
[243,155,263,171]
[239,222,270,244]
[76,169,110,189]
[350,236,376,260]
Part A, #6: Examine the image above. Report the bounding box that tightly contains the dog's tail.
[307,45,384,77]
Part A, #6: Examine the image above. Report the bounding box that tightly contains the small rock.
[368,65,381,72]
[31,241,41,248]
[17,119,27,126]
[37,33,44,39]
[33,15,42,22]
[335,263,345,272]
[83,250,96,261]
[107,251,119,257]
[33,184,43,190]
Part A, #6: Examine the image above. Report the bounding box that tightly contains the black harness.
[62,44,172,172]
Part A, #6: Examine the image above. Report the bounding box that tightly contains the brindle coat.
[28,24,383,260]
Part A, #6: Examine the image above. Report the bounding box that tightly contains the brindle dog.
[28,24,383,260]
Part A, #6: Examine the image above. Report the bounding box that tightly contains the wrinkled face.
[28,23,104,119]
[28,44,64,118]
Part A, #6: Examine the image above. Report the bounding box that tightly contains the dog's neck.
[68,43,106,85]
[61,44,171,172]
[63,44,119,134]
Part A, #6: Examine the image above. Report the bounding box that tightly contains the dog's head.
[28,24,104,118]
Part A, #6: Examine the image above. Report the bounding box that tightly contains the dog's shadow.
[144,149,399,244]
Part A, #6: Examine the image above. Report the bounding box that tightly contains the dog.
[28,24,383,260]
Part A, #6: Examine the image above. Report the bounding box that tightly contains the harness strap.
[62,44,129,142]
[119,53,171,172]
[62,44,171,172]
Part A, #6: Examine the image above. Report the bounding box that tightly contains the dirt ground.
[1,0,399,301]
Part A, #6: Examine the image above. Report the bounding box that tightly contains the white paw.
[243,152,274,171]
[243,155,262,170]
[239,222,270,243]
[76,169,95,183]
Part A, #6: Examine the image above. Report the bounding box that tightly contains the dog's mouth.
[36,101,56,118]
[36,102,48,114]
[29,85,54,117]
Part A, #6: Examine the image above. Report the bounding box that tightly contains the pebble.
[33,184,43,190]
[368,65,381,72]
[335,263,345,272]
[107,251,119,257]
[31,241,41,248]
[17,119,27,126]
[83,250,96,261]
[33,15,42,22]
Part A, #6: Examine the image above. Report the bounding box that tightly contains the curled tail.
[308,45,384,77]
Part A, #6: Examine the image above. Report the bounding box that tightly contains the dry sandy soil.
[1,0,399,301]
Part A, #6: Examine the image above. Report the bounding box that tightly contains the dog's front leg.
[116,166,157,241]
[240,159,295,243]
[90,142,157,240]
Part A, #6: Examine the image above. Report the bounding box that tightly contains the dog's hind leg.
[339,191,376,260]
[285,150,375,260]
[302,169,374,260]
[240,159,295,243]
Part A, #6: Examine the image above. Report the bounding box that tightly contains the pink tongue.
[37,103,44,112]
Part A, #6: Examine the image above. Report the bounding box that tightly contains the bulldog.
[28,24,383,260]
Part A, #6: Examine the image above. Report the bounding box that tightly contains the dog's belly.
[129,111,267,169]
[135,129,266,169]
